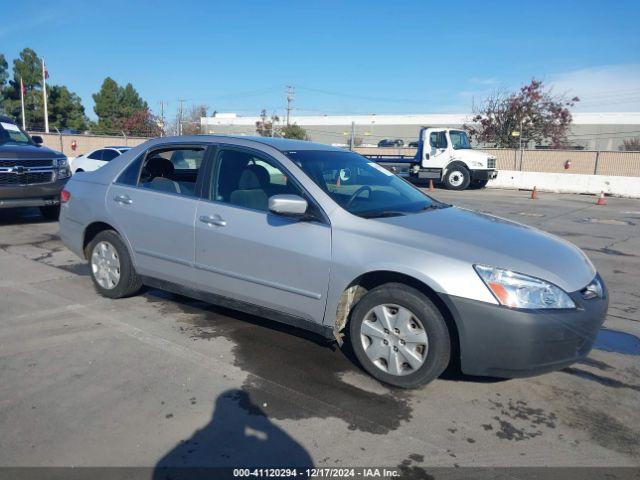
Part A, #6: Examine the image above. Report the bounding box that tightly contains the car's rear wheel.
[444,166,470,190]
[88,230,142,298]
[39,205,60,220]
[348,283,450,388]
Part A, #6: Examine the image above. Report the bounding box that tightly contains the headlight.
[55,158,71,179]
[581,276,603,300]
[474,265,575,309]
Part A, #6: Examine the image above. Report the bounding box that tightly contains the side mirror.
[268,194,308,217]
[31,135,43,145]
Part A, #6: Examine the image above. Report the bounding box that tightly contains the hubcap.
[449,170,464,187]
[360,304,429,376]
[91,241,121,289]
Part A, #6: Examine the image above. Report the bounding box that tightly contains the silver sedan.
[59,136,607,388]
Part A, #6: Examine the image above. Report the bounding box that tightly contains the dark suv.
[0,116,70,219]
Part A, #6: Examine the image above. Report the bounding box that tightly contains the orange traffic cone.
[596,191,606,205]
[530,186,538,200]
[428,179,435,192]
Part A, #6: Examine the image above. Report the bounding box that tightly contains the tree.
[3,48,45,128]
[92,77,123,133]
[466,79,579,148]
[48,85,88,131]
[256,109,279,137]
[622,137,640,151]
[92,77,154,135]
[121,109,163,137]
[0,54,8,114]
[280,123,308,140]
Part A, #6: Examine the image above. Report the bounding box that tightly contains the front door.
[107,144,209,286]
[425,130,450,167]
[194,147,332,324]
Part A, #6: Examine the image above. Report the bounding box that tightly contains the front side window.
[450,130,471,149]
[212,149,303,212]
[429,131,447,149]
[138,147,205,197]
[0,121,31,146]
[285,150,442,218]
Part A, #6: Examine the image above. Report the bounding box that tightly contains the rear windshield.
[0,121,32,146]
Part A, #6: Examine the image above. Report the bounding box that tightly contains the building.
[200,112,640,151]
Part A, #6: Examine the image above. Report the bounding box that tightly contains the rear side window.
[102,150,120,161]
[138,147,205,197]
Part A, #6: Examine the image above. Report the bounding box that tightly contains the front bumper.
[440,281,608,378]
[470,169,498,181]
[0,177,68,208]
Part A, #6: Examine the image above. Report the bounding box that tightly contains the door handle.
[199,215,227,227]
[114,194,133,205]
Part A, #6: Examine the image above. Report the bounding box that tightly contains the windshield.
[0,121,33,146]
[450,130,471,149]
[285,150,444,218]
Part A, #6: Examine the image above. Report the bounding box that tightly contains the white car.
[70,146,131,173]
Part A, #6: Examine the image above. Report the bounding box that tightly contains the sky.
[2,0,640,121]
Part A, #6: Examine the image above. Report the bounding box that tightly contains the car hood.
[0,144,62,159]
[374,206,596,293]
[453,149,491,164]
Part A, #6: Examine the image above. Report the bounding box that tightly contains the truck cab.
[414,127,497,189]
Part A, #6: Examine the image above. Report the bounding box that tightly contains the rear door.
[107,143,210,287]
[194,146,332,324]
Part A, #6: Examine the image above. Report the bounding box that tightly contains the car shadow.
[0,207,52,225]
[152,389,313,479]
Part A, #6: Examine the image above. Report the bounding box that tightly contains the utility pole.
[286,86,294,126]
[178,99,185,135]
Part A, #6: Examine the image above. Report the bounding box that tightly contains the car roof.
[106,145,131,150]
[155,135,346,153]
[0,115,17,124]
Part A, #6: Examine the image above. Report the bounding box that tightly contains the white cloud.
[546,64,640,112]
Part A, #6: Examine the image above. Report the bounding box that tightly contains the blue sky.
[2,0,639,120]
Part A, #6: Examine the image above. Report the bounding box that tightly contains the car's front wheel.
[87,230,142,298]
[348,283,450,388]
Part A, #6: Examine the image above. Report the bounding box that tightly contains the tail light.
[60,189,71,203]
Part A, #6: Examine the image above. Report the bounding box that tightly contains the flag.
[43,59,49,79]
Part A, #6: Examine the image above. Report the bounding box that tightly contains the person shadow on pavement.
[153,389,313,480]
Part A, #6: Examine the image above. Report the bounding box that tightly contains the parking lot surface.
[0,188,639,470]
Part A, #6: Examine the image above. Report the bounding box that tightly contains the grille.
[487,158,496,169]
[0,171,53,185]
[0,159,54,167]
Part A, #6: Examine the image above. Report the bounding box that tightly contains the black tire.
[443,165,471,190]
[469,179,489,189]
[347,283,451,388]
[39,204,60,220]
[87,230,142,299]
